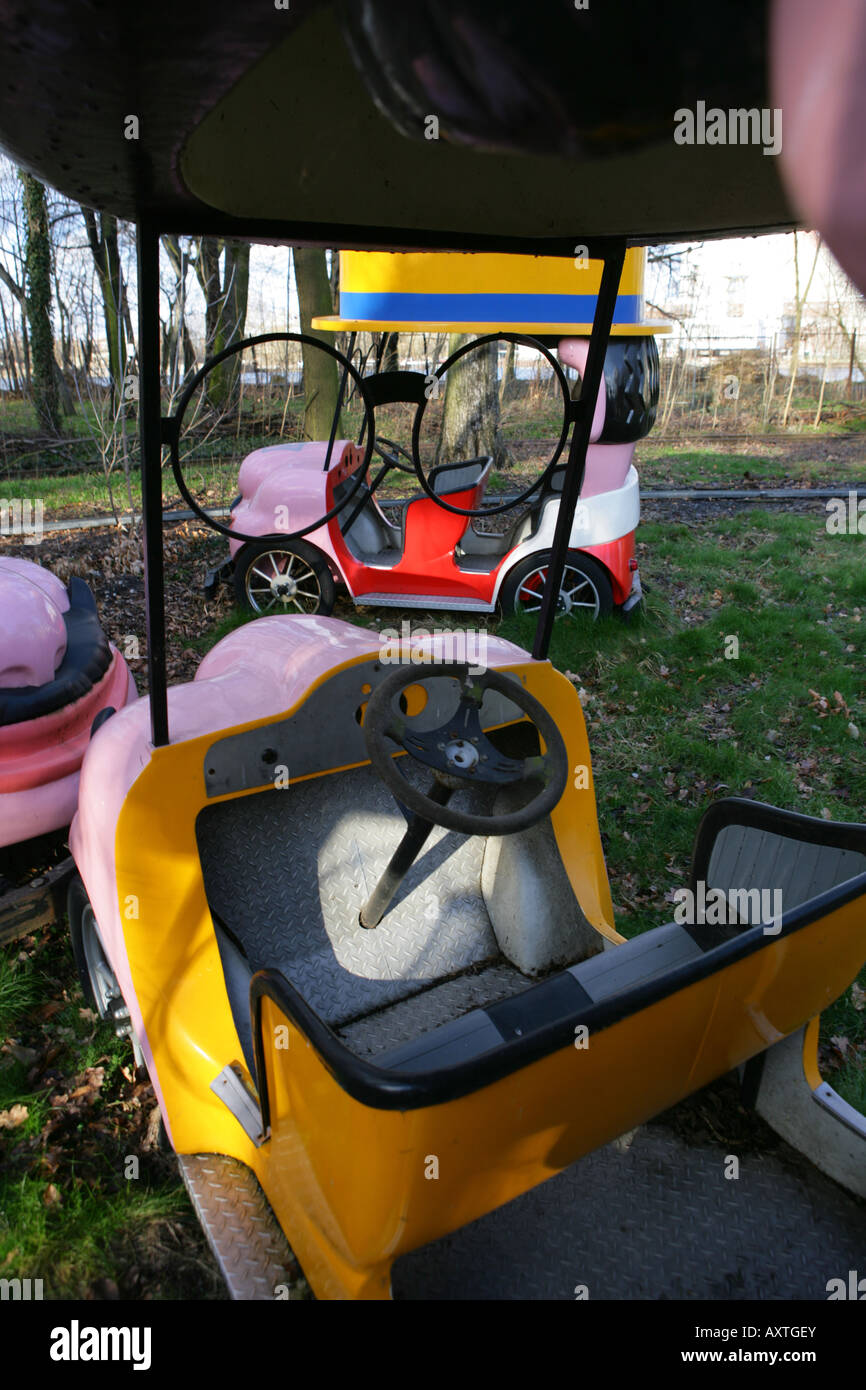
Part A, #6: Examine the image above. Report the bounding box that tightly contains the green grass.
[0,951,38,1038]
[1,470,142,515]
[635,442,866,488]
[0,924,223,1298]
[0,1178,192,1297]
[4,433,864,524]
[498,509,866,1109]
[2,500,864,1295]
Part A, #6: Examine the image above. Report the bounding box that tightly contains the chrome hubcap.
[516,563,600,618]
[246,552,321,614]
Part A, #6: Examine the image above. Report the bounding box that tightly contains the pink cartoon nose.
[0,560,69,689]
[557,339,607,442]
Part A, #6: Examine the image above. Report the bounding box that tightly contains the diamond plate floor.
[178,1154,297,1300]
[340,961,530,1057]
[393,1123,866,1300]
[197,765,502,1026]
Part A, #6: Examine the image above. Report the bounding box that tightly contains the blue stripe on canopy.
[339,292,643,324]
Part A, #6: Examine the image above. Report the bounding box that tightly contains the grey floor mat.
[393,1124,866,1300]
[197,765,501,1026]
[339,961,530,1057]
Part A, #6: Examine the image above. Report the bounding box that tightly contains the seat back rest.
[334,478,400,558]
[707,828,866,912]
[359,369,427,408]
[430,457,491,495]
[692,798,866,913]
[343,497,392,556]
[504,505,541,550]
[504,493,559,551]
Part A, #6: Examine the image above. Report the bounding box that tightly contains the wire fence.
[2,327,864,488]
[654,330,865,432]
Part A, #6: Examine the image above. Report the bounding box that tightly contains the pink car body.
[68,614,536,1136]
[0,558,138,849]
[227,440,358,568]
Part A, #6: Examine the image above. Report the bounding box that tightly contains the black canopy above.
[0,0,794,249]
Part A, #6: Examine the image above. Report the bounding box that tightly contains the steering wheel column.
[359,662,569,927]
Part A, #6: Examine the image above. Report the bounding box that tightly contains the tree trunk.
[438,334,512,468]
[19,172,62,433]
[83,209,128,408]
[293,246,342,441]
[194,237,250,411]
[50,275,77,416]
[381,332,399,373]
[0,294,19,392]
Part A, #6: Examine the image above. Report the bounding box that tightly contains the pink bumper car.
[0,558,137,939]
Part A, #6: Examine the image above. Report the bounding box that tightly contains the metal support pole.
[531,242,626,662]
[136,221,169,746]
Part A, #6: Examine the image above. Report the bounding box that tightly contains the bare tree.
[821,259,865,391]
[163,235,197,397]
[781,231,822,428]
[81,209,134,408]
[193,237,250,410]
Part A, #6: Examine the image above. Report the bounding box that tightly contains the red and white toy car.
[207,333,658,622]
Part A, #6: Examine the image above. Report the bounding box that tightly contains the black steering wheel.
[363,662,570,835]
[373,435,417,474]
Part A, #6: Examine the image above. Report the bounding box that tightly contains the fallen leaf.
[42,1184,62,1208]
[0,1104,28,1129]
[2,1042,39,1066]
[32,1000,64,1023]
[851,983,866,1012]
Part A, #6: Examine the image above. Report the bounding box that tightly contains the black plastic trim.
[360,370,428,408]
[487,971,592,1041]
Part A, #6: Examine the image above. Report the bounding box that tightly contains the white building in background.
[646,233,865,383]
